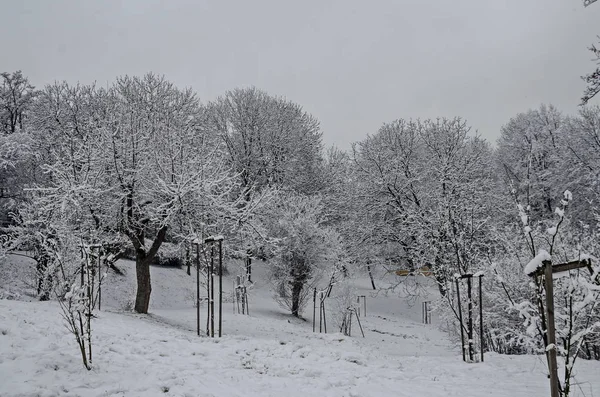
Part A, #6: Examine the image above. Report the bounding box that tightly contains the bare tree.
[0,71,37,134]
[208,87,324,197]
[582,39,600,106]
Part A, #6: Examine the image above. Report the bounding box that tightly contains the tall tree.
[496,105,563,219]
[207,87,324,197]
[581,39,599,106]
[0,71,37,134]
[352,118,495,294]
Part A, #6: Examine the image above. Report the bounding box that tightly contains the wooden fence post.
[543,260,560,397]
[456,277,466,362]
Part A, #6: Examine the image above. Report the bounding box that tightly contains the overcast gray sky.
[2,0,599,149]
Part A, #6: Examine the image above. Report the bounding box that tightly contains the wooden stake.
[218,240,222,337]
[543,260,560,397]
[196,243,200,336]
[210,245,215,338]
[479,275,484,363]
[456,278,466,362]
[312,288,316,332]
[355,309,365,337]
[97,248,102,311]
[245,286,249,315]
[362,295,367,317]
[467,276,474,362]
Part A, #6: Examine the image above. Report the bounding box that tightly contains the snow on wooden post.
[525,255,593,397]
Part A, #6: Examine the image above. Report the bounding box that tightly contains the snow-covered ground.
[1,255,599,397]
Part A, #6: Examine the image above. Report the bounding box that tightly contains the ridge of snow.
[524,250,551,276]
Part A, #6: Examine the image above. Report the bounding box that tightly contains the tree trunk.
[37,256,52,301]
[129,226,168,314]
[367,265,376,290]
[134,258,152,313]
[291,280,304,317]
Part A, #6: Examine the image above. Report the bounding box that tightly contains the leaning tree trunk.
[291,280,304,317]
[134,258,152,313]
[367,264,376,290]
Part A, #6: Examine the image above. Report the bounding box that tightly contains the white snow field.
[1,255,599,397]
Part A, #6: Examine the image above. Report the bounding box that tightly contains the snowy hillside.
[1,256,599,397]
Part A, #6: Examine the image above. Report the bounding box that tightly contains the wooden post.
[319,292,323,333]
[478,275,484,363]
[543,260,560,397]
[456,278,466,362]
[210,244,215,338]
[241,285,245,315]
[363,296,367,317]
[323,299,327,333]
[348,309,352,336]
[85,253,92,365]
[467,276,474,362]
[186,245,191,276]
[97,248,102,311]
[218,239,223,338]
[422,301,431,324]
[525,258,592,396]
[205,248,210,336]
[312,288,316,332]
[246,255,252,283]
[355,309,365,337]
[196,243,200,336]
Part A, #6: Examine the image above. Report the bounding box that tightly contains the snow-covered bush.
[481,191,600,396]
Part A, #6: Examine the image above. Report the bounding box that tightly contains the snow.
[547,226,557,236]
[579,253,597,262]
[520,214,528,226]
[554,207,564,217]
[524,226,532,233]
[524,250,551,276]
[1,257,599,397]
[564,190,573,201]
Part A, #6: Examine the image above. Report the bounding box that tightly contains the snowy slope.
[1,256,599,397]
